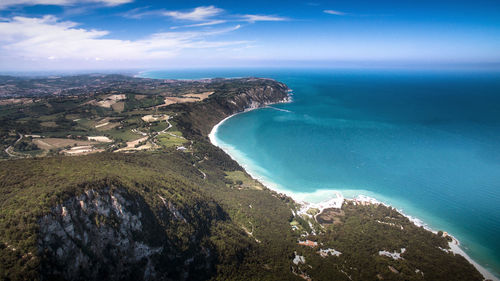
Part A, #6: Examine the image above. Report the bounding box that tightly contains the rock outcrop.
[35,79,290,280]
[174,78,290,137]
[38,186,225,280]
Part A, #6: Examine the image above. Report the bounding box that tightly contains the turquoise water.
[141,68,500,278]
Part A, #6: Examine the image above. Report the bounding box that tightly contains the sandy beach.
[208,100,499,281]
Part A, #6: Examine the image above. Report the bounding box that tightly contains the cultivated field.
[158,91,214,107]
[115,136,150,152]
[33,138,95,150]
[85,94,126,108]
[141,114,169,122]
[61,146,105,156]
[87,136,112,142]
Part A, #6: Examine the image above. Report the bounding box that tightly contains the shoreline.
[208,100,498,281]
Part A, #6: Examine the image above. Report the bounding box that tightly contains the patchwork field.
[88,94,126,108]
[115,136,150,152]
[40,121,58,128]
[0,98,33,105]
[111,101,125,112]
[156,131,186,148]
[158,91,214,107]
[87,136,112,142]
[141,114,169,122]
[61,146,105,155]
[33,138,95,150]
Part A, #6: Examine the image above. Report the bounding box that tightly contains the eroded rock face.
[177,81,291,137]
[38,187,219,281]
[231,85,291,111]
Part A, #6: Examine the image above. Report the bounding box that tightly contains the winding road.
[4,133,23,158]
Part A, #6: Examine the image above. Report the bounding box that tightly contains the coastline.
[208,100,498,281]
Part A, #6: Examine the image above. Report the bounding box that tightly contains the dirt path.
[4,133,23,158]
[192,157,207,180]
[166,132,183,138]
[198,169,207,180]
[159,117,173,134]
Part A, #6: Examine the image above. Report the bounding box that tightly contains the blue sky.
[0,0,499,70]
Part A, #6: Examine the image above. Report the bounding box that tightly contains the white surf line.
[359,195,498,281]
[133,71,146,78]
[449,239,498,281]
[343,194,498,281]
[209,95,292,146]
[208,114,236,147]
[208,107,499,281]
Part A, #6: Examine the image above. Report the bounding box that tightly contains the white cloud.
[0,0,132,9]
[164,6,223,21]
[324,10,346,16]
[97,0,132,6]
[122,7,164,19]
[102,0,131,5]
[0,15,246,64]
[170,20,227,30]
[125,6,288,28]
[242,14,288,22]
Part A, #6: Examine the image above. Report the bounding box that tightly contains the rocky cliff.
[31,78,290,281]
[37,182,229,281]
[173,78,290,137]
[0,77,484,281]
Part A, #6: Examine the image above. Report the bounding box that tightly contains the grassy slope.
[0,78,484,281]
[0,151,299,280]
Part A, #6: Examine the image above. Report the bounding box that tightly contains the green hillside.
[0,75,483,281]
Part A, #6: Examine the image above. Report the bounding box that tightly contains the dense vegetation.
[0,76,288,158]
[0,75,484,280]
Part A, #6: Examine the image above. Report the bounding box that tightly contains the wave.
[265,106,292,113]
[208,109,499,281]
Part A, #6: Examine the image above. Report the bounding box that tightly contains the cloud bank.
[163,6,288,27]
[0,15,246,67]
[0,0,132,9]
[164,6,223,21]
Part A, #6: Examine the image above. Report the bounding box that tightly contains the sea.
[140,67,500,279]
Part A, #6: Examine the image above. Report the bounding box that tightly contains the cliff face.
[0,77,485,281]
[31,79,290,281]
[174,79,290,137]
[220,82,291,112]
[38,185,226,280]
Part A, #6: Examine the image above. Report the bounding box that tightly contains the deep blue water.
[141,68,500,278]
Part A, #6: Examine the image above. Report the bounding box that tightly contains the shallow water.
[142,68,500,278]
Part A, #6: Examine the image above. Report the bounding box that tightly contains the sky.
[0,0,499,71]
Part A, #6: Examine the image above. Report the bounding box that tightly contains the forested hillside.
[0,75,483,281]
